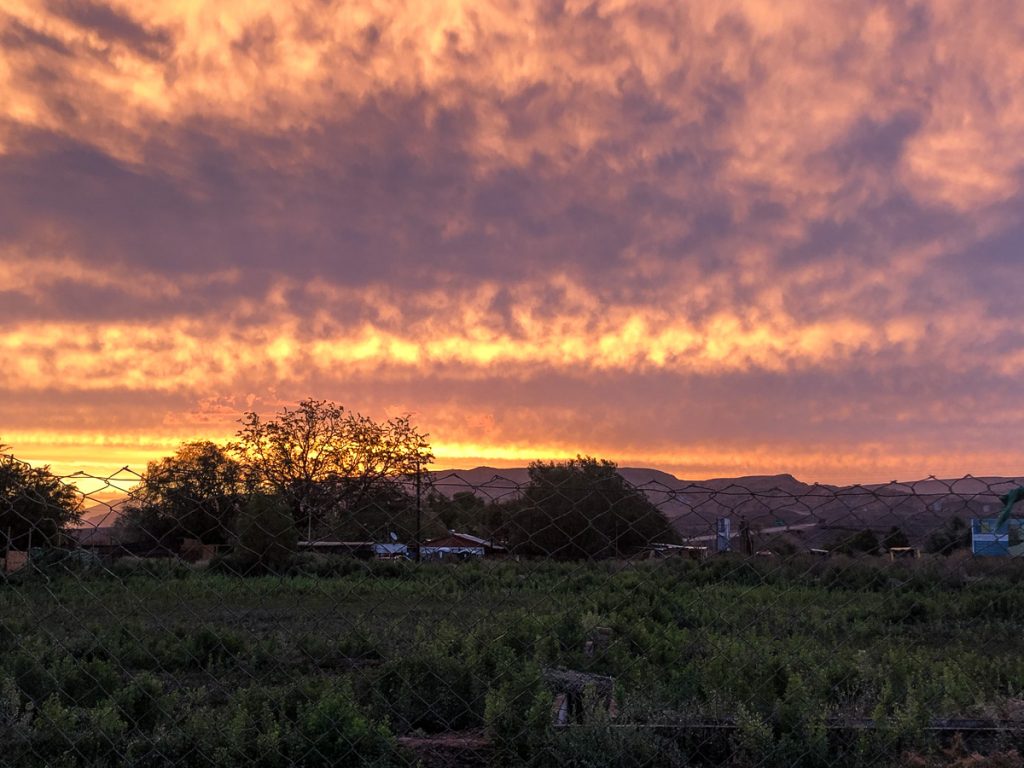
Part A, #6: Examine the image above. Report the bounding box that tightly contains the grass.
[4,553,1024,766]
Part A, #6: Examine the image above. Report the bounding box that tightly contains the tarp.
[996,487,1024,528]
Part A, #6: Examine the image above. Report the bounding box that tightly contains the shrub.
[30,696,128,765]
[113,672,167,731]
[296,681,396,767]
[218,494,297,574]
[372,648,482,733]
[924,517,971,555]
[56,657,123,707]
[107,557,193,581]
[284,552,368,578]
[828,529,881,556]
[484,661,552,766]
[549,722,689,768]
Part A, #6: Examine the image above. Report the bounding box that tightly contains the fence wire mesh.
[4,453,1024,767]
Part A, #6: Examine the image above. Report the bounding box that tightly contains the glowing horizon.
[7,425,1024,491]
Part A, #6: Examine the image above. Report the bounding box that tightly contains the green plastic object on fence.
[996,486,1024,528]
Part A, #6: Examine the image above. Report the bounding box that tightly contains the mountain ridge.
[76,467,1024,550]
[427,466,1024,548]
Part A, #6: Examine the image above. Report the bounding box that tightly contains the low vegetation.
[4,555,1024,766]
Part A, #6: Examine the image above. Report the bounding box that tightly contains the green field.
[4,554,1024,767]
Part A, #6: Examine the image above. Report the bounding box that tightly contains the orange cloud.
[3,0,1024,484]
[4,0,1022,215]
[0,289,960,394]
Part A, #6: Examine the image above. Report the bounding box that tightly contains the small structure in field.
[642,543,708,561]
[543,667,617,726]
[180,539,225,563]
[68,526,158,558]
[419,532,507,561]
[2,550,29,573]
[888,547,919,561]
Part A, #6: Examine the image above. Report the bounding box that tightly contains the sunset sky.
[2,0,1024,485]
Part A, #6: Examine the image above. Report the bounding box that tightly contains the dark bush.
[230,494,298,572]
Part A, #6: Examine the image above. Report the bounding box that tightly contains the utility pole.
[614,509,620,559]
[415,458,422,563]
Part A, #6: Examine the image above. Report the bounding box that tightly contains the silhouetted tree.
[828,529,880,556]
[329,483,445,542]
[881,525,910,551]
[509,456,679,559]
[924,516,971,555]
[233,399,433,538]
[0,443,81,550]
[233,494,298,572]
[426,490,489,534]
[119,441,243,547]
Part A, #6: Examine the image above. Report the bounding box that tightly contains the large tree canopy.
[426,490,490,534]
[0,443,81,549]
[509,456,679,559]
[233,399,433,537]
[119,441,244,547]
[328,482,446,543]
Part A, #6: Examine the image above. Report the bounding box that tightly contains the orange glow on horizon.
[7,429,1024,492]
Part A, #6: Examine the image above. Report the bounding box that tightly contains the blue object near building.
[716,518,731,554]
[373,542,409,559]
[971,518,1023,557]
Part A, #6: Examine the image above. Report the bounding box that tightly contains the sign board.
[716,518,731,553]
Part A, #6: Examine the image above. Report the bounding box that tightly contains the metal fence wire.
[4,457,1024,767]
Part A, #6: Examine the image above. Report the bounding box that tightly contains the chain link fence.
[4,455,1024,766]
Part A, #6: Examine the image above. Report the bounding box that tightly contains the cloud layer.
[3,0,1024,483]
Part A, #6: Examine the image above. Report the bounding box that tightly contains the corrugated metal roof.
[450,531,490,546]
[422,531,508,550]
[297,540,374,547]
[373,543,408,554]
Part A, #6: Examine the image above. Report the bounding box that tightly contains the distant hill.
[78,498,129,527]
[70,467,1024,550]
[426,467,1024,549]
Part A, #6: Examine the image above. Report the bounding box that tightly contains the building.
[971,518,1024,557]
[2,550,28,573]
[68,525,162,558]
[179,538,226,563]
[419,532,507,561]
[373,542,409,560]
[297,540,413,560]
